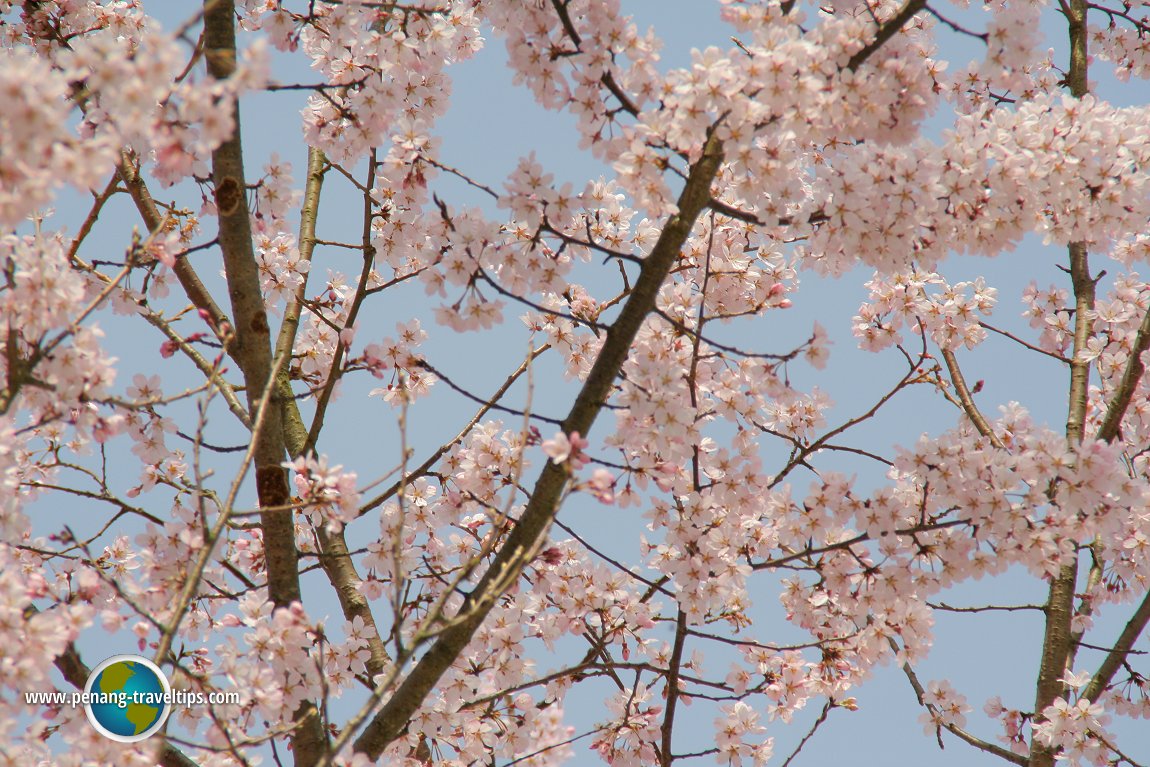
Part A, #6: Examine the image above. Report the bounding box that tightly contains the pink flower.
[542,430,589,469]
[586,468,615,504]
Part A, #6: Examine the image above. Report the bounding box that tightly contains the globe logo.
[84,655,172,742]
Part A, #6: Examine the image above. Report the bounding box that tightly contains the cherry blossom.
[541,430,589,468]
[4,0,1150,766]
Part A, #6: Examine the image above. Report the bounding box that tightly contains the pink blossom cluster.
[980,0,1045,94]
[590,682,663,766]
[360,319,436,404]
[252,154,304,235]
[4,1,270,198]
[290,281,436,400]
[0,545,91,762]
[541,430,589,469]
[0,47,112,226]
[5,0,1150,765]
[255,232,310,308]
[1032,696,1114,766]
[854,268,998,351]
[811,94,1150,273]
[1091,15,1150,81]
[919,679,971,734]
[0,231,124,503]
[242,1,483,166]
[250,156,309,308]
[286,454,361,531]
[984,695,1032,756]
[484,0,660,158]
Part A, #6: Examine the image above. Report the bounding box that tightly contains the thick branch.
[1032,10,1092,748]
[272,146,394,684]
[1065,243,1095,445]
[205,0,299,613]
[659,610,689,767]
[1096,302,1150,442]
[275,145,327,456]
[203,1,325,764]
[1081,591,1150,703]
[349,130,725,760]
[1031,0,1092,743]
[316,527,392,680]
[1030,246,1092,767]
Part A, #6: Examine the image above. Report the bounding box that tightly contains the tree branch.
[940,347,1005,448]
[1096,301,1150,442]
[345,129,726,761]
[895,639,1028,765]
[304,149,380,454]
[276,145,327,458]
[115,148,231,332]
[203,1,325,763]
[1032,0,1092,748]
[659,609,688,767]
[1081,591,1150,703]
[847,0,928,71]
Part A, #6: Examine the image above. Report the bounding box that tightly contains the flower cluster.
[1090,15,1150,81]
[715,701,772,767]
[810,94,1150,273]
[854,268,998,352]
[541,430,588,468]
[0,48,112,226]
[6,1,1150,766]
[361,319,437,404]
[919,680,971,734]
[286,455,361,531]
[254,232,309,308]
[1032,697,1115,766]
